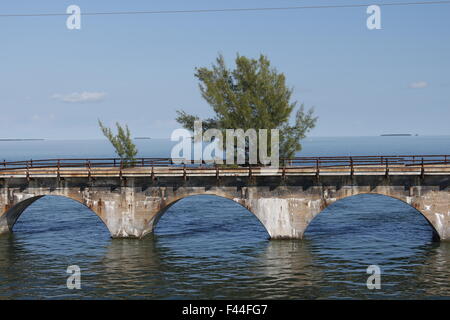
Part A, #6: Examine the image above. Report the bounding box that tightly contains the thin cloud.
[408,81,428,89]
[51,91,107,103]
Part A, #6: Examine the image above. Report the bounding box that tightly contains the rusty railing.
[0,155,449,172]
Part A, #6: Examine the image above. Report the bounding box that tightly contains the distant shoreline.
[0,139,45,141]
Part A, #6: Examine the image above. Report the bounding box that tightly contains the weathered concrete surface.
[0,174,449,241]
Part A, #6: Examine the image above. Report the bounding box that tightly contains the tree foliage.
[176,54,317,161]
[98,120,138,166]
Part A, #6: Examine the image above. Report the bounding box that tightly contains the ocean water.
[1,136,450,299]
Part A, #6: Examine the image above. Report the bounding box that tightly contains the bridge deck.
[1,165,450,178]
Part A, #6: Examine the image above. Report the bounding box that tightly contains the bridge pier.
[0,178,158,238]
[236,186,327,239]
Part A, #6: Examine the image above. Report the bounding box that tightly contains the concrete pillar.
[240,197,323,239]
[407,189,450,241]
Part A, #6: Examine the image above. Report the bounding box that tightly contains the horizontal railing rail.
[0,155,450,172]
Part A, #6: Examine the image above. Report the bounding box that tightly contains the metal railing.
[0,155,449,171]
[282,155,450,168]
[0,158,173,171]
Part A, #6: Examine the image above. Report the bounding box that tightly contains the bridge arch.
[304,192,441,241]
[0,194,110,236]
[148,194,271,238]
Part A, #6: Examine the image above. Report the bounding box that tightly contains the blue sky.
[0,0,449,139]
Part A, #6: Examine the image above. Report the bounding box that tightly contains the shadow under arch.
[304,192,440,241]
[150,194,270,238]
[1,194,110,235]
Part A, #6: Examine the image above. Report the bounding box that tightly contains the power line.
[0,1,449,18]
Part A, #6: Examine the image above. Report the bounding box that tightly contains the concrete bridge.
[0,156,450,241]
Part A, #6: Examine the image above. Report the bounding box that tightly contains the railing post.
[385,158,389,177]
[316,159,320,179]
[350,157,354,177]
[119,160,123,179]
[26,162,30,181]
[421,157,425,178]
[57,159,60,179]
[215,163,220,180]
[151,161,155,181]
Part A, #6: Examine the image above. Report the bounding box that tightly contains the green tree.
[98,120,138,167]
[176,54,317,163]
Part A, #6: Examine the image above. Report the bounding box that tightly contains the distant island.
[0,138,45,141]
[380,134,418,137]
[134,137,151,140]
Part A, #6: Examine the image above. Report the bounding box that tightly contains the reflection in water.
[414,242,450,298]
[0,194,449,299]
[91,238,164,298]
[258,240,323,299]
